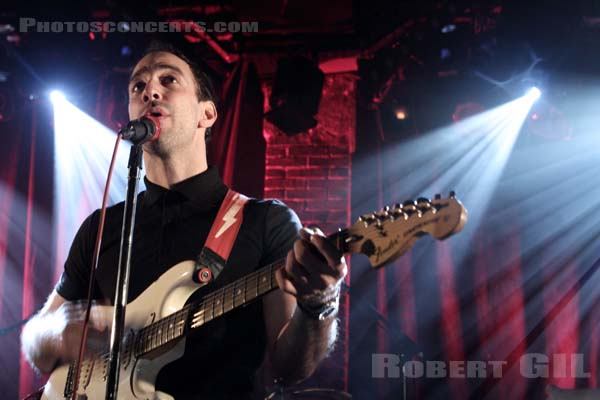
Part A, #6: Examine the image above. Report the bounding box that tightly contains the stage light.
[441,24,456,33]
[369,93,537,260]
[526,87,541,101]
[49,90,65,104]
[394,106,408,120]
[121,45,131,56]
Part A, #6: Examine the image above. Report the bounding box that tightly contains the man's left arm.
[264,227,347,384]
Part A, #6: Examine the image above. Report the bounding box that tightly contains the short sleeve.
[55,211,99,301]
[261,200,302,265]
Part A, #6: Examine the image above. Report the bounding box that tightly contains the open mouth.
[146,108,168,119]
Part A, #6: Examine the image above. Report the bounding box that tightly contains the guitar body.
[42,260,201,400]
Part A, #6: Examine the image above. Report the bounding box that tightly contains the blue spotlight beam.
[526,86,541,101]
[49,90,66,104]
[52,96,139,281]
[350,91,538,290]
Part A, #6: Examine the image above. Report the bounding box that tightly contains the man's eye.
[131,82,145,93]
[161,76,178,85]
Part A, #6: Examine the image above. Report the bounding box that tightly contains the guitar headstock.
[337,192,467,268]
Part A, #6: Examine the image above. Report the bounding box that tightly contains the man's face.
[128,51,209,156]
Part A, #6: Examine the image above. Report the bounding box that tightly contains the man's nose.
[142,81,161,103]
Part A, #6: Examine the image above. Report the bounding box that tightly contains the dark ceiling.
[1,0,600,107]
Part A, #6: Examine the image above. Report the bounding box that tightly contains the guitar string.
[224,208,446,310]
[192,228,348,319]
[139,229,348,352]
[67,258,290,387]
[188,259,284,322]
[133,256,287,356]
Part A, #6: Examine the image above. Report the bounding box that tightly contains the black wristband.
[297,297,339,321]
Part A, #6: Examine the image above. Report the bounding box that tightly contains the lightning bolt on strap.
[194,189,249,283]
[215,201,243,238]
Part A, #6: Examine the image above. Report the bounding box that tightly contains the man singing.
[21,41,346,399]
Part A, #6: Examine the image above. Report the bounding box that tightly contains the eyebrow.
[129,63,185,86]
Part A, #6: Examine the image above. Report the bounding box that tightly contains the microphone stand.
[105,143,144,399]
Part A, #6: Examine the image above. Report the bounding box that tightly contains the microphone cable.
[70,115,159,399]
[70,132,122,400]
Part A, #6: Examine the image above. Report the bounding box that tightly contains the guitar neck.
[191,257,285,328]
[131,259,282,356]
[133,229,348,357]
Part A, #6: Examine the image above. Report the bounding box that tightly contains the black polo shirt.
[56,166,301,399]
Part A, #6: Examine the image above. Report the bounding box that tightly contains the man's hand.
[22,291,113,373]
[53,301,111,362]
[266,227,347,383]
[275,227,347,310]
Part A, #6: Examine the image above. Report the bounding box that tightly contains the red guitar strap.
[194,189,249,283]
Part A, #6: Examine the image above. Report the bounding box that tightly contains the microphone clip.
[119,116,161,145]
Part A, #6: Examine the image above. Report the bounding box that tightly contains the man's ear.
[198,101,217,128]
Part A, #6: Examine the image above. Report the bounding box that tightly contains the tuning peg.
[401,201,418,216]
[390,209,407,219]
[402,200,417,210]
[375,211,389,220]
[387,208,401,218]
[359,213,378,226]
[434,194,441,200]
[449,191,456,198]
[416,198,432,214]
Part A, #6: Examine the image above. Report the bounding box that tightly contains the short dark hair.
[137,40,217,143]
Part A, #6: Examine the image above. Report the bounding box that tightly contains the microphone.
[119,116,161,144]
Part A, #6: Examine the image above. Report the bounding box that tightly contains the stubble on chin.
[144,130,192,160]
[144,136,173,159]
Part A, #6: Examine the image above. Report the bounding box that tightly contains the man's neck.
[143,151,208,189]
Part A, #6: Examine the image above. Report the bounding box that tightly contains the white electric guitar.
[41,193,467,400]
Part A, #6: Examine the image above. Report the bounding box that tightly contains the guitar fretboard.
[133,259,284,356]
[133,228,347,357]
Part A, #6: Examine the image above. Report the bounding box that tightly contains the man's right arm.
[21,290,110,374]
[22,209,113,373]
[21,290,70,373]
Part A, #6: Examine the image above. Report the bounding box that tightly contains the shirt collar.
[143,166,228,211]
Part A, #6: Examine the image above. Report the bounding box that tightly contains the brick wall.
[263,72,356,392]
